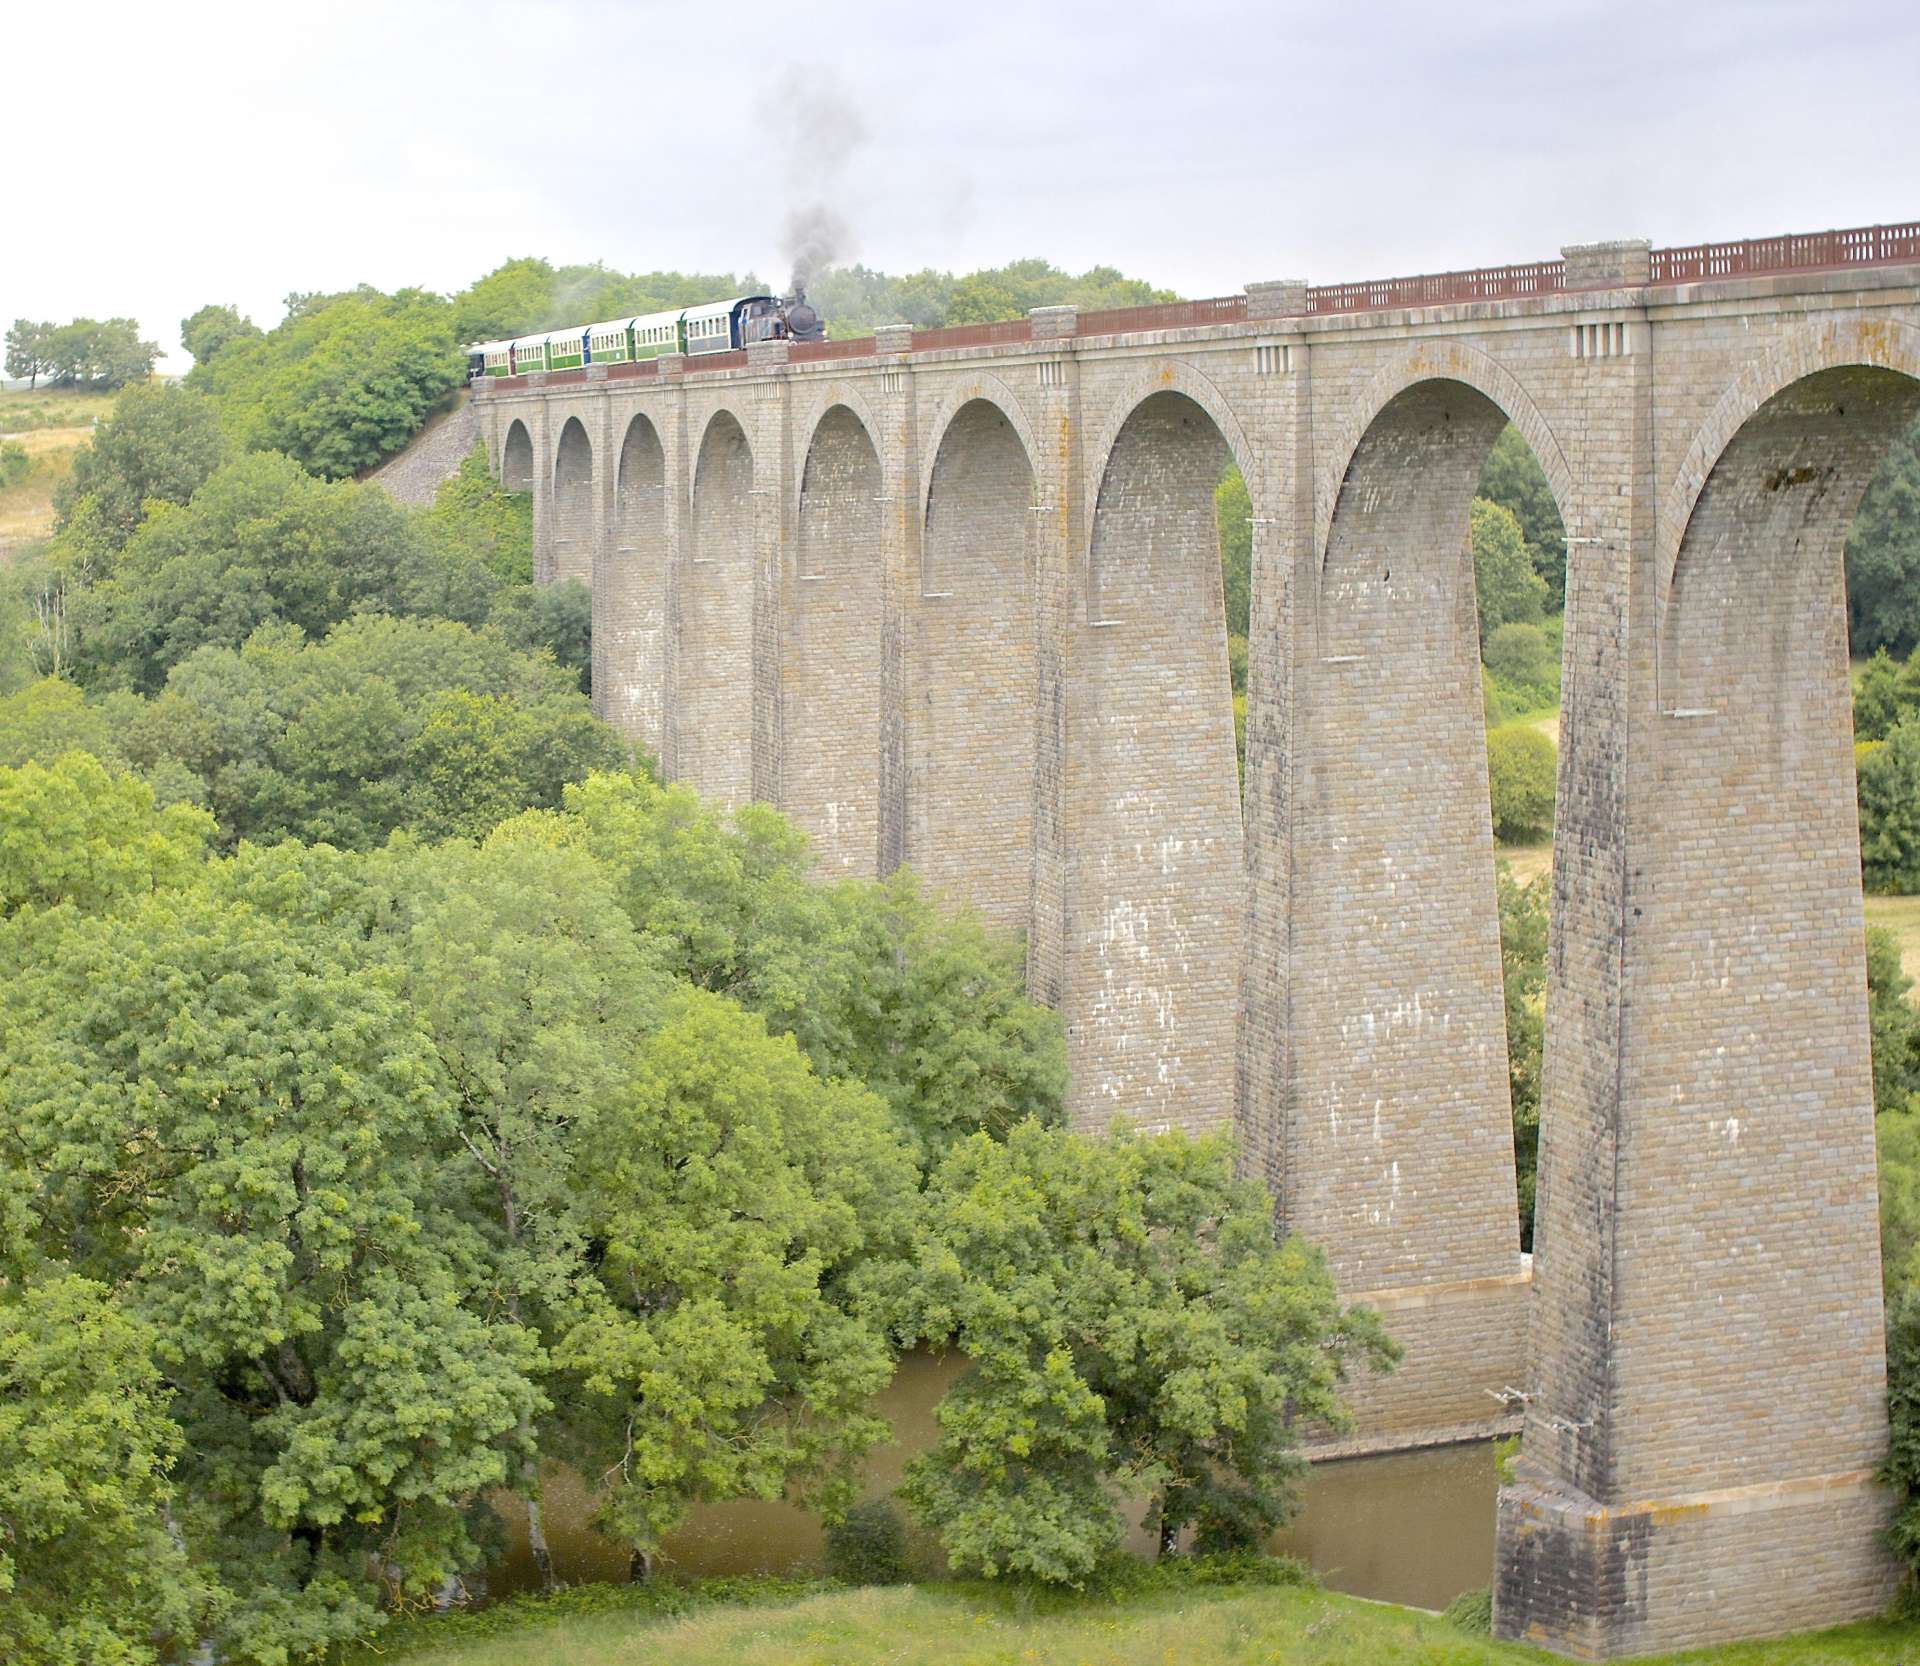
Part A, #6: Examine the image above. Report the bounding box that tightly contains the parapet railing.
[473,219,1920,391]
[789,336,880,363]
[1649,222,1920,283]
[1074,295,1249,335]
[1305,260,1566,314]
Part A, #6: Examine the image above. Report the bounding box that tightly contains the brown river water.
[486,1353,1498,1612]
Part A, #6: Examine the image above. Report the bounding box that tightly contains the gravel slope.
[368,391,478,505]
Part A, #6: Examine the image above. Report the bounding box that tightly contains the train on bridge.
[467,290,826,380]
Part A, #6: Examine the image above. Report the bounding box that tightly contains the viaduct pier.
[474,223,1920,1657]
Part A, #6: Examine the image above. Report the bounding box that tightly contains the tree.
[1217,465,1252,647]
[364,833,668,1587]
[830,871,1067,1164]
[0,875,544,1657]
[0,1276,222,1666]
[888,1124,1395,1583]
[106,616,621,851]
[53,381,231,550]
[179,303,260,366]
[1477,425,1567,607]
[1497,862,1549,1247]
[188,289,462,478]
[1471,497,1548,646]
[1854,647,1920,744]
[1847,417,1920,658]
[1483,622,1558,710]
[488,577,592,694]
[32,318,157,390]
[546,774,1063,1153]
[0,752,212,919]
[3,319,51,388]
[1860,717,1920,893]
[0,677,126,770]
[82,453,438,690]
[556,988,916,1571]
[1487,723,1557,842]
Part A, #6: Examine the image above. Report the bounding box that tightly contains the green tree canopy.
[1870,925,1920,1114]
[1476,426,1567,607]
[52,381,231,551]
[4,319,52,388]
[102,615,624,851]
[557,987,916,1566]
[1855,647,1920,743]
[540,774,1065,1157]
[1471,497,1549,646]
[1497,861,1549,1247]
[79,453,452,690]
[885,1123,1396,1584]
[25,317,158,390]
[0,1276,220,1666]
[1860,717,1920,893]
[1847,417,1920,658]
[188,288,461,478]
[0,752,212,920]
[179,302,261,366]
[0,877,544,1657]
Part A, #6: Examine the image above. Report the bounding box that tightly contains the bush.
[1483,622,1558,711]
[1444,1586,1494,1633]
[824,1499,910,1586]
[1861,717,1920,893]
[1487,724,1557,842]
[0,440,28,488]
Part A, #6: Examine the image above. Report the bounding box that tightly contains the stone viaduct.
[473,223,1920,1658]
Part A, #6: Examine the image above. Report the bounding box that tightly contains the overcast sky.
[9,0,1917,372]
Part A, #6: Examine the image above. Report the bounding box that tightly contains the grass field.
[332,1579,1920,1666]
[0,387,112,558]
[1870,894,1920,998]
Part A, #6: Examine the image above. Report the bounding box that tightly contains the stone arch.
[551,415,594,585]
[680,409,756,806]
[787,403,884,874]
[502,418,534,493]
[918,397,1038,931]
[1626,344,1920,1504]
[1291,370,1529,1294]
[917,374,1043,522]
[1069,387,1247,1137]
[1658,314,1920,604]
[1315,340,1573,570]
[1082,358,1261,533]
[597,412,667,755]
[789,382,890,520]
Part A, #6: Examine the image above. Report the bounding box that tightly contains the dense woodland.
[3,255,1920,1663]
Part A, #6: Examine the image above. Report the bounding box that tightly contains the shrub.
[1444,1586,1494,1633]
[1483,622,1558,709]
[0,440,28,488]
[824,1499,910,1586]
[1860,717,1920,893]
[1487,724,1557,842]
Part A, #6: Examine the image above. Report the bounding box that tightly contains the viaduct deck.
[474,224,1920,1658]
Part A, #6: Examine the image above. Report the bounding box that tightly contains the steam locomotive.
[468,291,825,379]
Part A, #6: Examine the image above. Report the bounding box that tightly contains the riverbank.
[335,1575,1920,1666]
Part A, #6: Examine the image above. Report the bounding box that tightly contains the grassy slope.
[337,1582,1920,1666]
[0,387,113,557]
